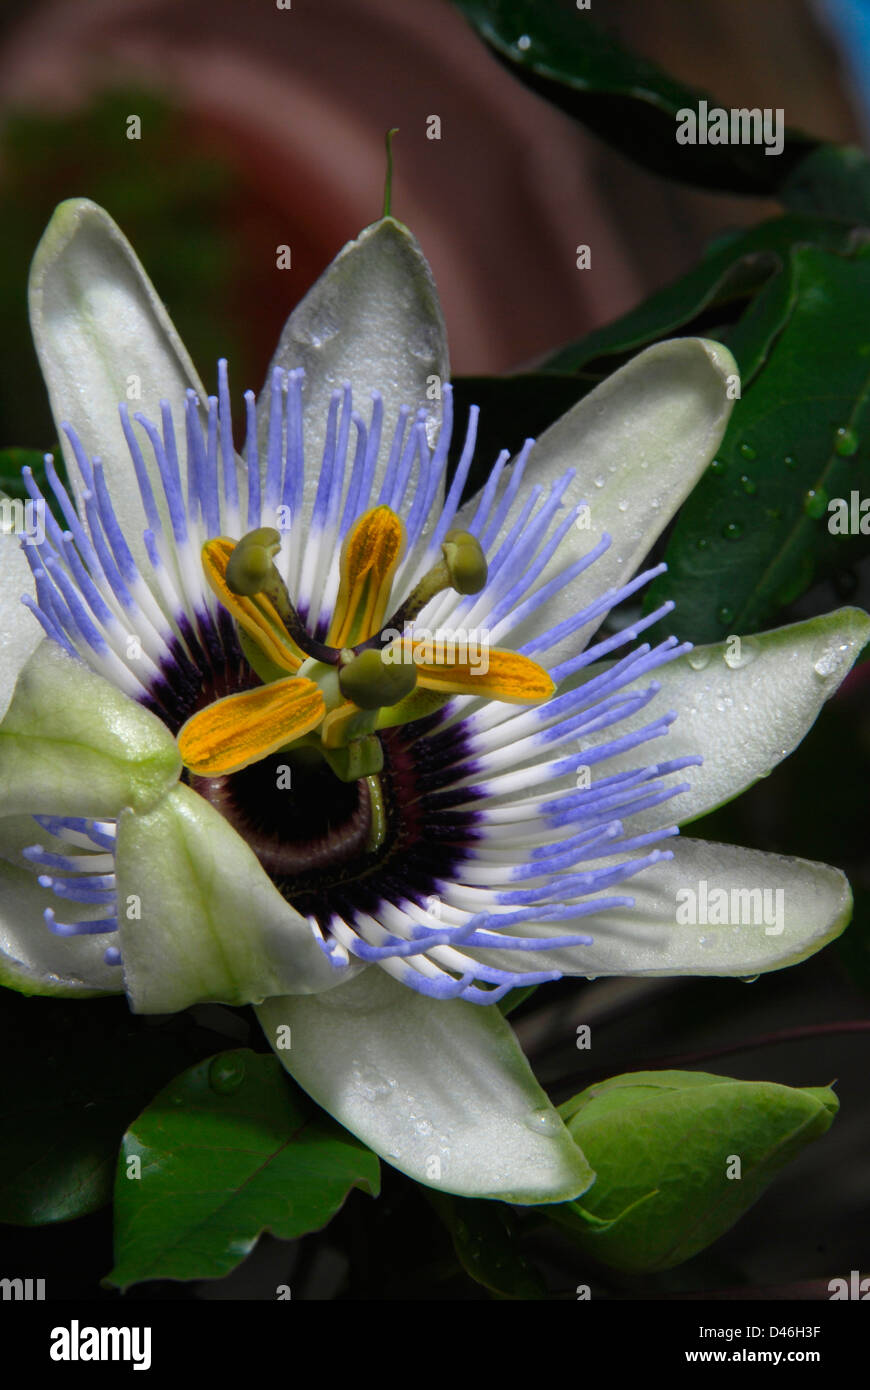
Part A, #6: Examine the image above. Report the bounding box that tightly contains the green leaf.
[647,245,870,641]
[0,990,209,1225]
[453,0,814,192]
[106,1049,380,1289]
[549,1070,838,1272]
[542,216,862,376]
[429,1193,547,1298]
[780,144,870,224]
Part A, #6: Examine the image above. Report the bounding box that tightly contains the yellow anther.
[327,506,405,648]
[391,639,555,703]
[202,538,305,673]
[178,676,325,776]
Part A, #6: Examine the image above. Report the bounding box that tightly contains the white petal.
[0,642,180,817]
[458,338,737,664]
[0,855,122,997]
[258,217,449,522]
[116,784,364,1014]
[28,199,210,567]
[0,531,41,721]
[256,969,594,1203]
[584,607,870,833]
[469,839,850,978]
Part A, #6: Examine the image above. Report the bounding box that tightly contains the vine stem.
[554,1019,870,1093]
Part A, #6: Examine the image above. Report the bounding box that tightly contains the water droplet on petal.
[208,1054,247,1094]
[523,1108,563,1136]
[687,648,712,671]
[350,1059,397,1102]
[813,642,850,679]
[723,635,760,669]
[593,475,605,488]
[291,298,340,348]
[407,323,439,362]
[617,499,628,512]
[740,974,760,984]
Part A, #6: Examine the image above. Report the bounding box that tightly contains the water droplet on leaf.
[803,488,828,519]
[208,1054,246,1094]
[834,427,859,457]
[722,520,743,540]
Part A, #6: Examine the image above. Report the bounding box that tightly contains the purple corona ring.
[0,199,864,1200]
[20,360,703,1004]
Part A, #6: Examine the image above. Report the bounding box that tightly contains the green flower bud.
[548,1070,838,1272]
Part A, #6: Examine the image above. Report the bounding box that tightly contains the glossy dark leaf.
[429,1193,546,1297]
[780,144,870,225]
[453,0,814,192]
[542,216,862,377]
[646,245,870,641]
[106,1049,380,1289]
